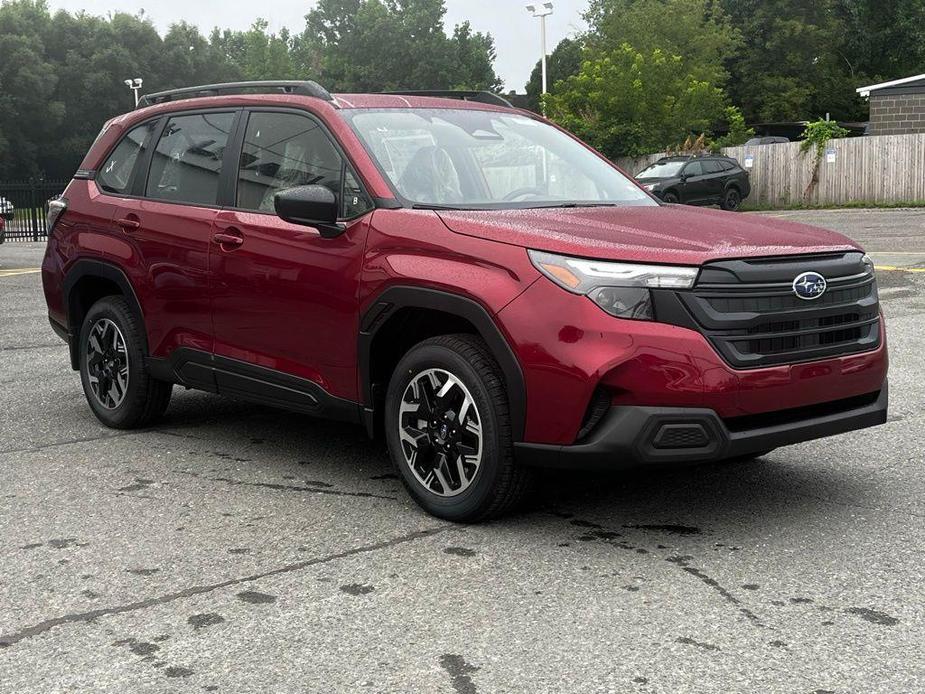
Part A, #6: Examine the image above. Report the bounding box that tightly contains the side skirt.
[147,347,361,424]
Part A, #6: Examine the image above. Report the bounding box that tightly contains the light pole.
[124,78,143,107]
[526,2,554,113]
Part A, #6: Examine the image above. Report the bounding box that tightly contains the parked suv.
[42,82,887,522]
[635,155,750,210]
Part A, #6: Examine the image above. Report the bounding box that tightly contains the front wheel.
[78,296,172,429]
[662,191,680,204]
[384,334,532,522]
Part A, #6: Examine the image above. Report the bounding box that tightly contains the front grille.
[679,252,881,368]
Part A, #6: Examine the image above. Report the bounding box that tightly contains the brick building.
[857,74,925,136]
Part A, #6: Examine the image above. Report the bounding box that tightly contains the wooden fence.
[614,133,925,208]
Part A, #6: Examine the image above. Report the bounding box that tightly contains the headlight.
[861,253,876,277]
[641,183,655,191]
[528,250,698,320]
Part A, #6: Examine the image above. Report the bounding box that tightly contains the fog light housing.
[589,286,653,319]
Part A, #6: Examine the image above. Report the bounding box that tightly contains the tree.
[719,0,865,122]
[546,44,727,158]
[585,0,740,87]
[524,37,583,112]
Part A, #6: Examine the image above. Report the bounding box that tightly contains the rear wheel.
[384,334,532,522]
[721,187,742,211]
[78,296,172,429]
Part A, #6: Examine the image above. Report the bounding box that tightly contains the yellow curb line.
[875,266,925,273]
[0,268,41,277]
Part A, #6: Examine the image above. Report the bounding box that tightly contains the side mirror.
[274,185,345,239]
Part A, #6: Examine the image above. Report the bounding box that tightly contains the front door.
[209,109,374,404]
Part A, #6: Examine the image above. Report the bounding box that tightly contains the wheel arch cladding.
[63,260,148,370]
[358,286,526,441]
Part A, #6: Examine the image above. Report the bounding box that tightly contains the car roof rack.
[383,90,514,108]
[136,80,334,109]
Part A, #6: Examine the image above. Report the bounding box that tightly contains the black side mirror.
[274,185,346,239]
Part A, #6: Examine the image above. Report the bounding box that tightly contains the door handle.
[115,217,140,231]
[212,232,244,248]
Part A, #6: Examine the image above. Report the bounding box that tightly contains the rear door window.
[145,112,235,206]
[702,161,724,174]
[97,121,157,195]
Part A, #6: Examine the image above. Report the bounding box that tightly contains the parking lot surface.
[1,208,924,693]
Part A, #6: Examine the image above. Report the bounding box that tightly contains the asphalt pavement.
[1,208,924,693]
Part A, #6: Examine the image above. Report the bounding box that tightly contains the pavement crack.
[0,526,449,648]
[667,556,764,626]
[180,471,397,501]
[0,431,140,457]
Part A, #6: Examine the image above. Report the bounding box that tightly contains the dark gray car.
[635,155,751,211]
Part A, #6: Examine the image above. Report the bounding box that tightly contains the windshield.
[343,108,654,209]
[637,161,686,178]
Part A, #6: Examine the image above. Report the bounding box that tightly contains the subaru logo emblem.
[792,271,827,300]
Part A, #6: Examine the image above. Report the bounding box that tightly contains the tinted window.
[683,161,703,176]
[638,160,686,178]
[237,112,345,212]
[145,112,234,205]
[702,160,723,174]
[97,122,155,195]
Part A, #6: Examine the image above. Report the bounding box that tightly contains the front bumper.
[516,383,887,469]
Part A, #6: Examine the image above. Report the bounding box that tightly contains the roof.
[857,74,925,97]
[332,93,513,111]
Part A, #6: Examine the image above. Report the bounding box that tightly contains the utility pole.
[526,3,554,114]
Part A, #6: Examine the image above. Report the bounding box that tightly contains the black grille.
[652,424,711,449]
[679,252,881,368]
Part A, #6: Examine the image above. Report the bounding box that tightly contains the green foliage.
[800,119,850,156]
[524,37,584,112]
[712,107,755,149]
[0,0,501,177]
[546,44,727,158]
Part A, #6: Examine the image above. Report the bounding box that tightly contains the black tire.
[384,334,532,522]
[78,296,172,429]
[662,190,680,204]
[721,187,742,211]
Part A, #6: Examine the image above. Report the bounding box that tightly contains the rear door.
[700,160,727,203]
[111,109,237,359]
[209,108,374,405]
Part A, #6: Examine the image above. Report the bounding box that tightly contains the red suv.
[42,81,888,522]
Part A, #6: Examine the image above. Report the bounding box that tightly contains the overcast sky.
[45,0,588,92]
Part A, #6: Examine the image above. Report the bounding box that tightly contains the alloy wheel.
[85,318,129,410]
[398,368,483,497]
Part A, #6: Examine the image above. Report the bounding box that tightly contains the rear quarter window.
[96,121,156,195]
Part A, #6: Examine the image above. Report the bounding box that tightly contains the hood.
[435,205,859,266]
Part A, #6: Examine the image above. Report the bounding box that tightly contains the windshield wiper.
[531,202,620,209]
[411,203,470,211]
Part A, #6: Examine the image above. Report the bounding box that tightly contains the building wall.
[869,92,925,135]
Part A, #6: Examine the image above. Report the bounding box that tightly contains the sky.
[45,0,589,92]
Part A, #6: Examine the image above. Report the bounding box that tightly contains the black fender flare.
[62,259,148,369]
[358,286,526,441]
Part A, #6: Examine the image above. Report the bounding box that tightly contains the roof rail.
[383,90,514,108]
[136,80,334,109]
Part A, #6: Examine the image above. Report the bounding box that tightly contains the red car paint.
[42,90,888,453]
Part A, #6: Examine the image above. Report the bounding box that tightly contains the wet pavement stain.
[676,636,720,651]
[769,640,788,648]
[48,538,85,549]
[113,638,160,657]
[440,653,479,694]
[126,568,160,577]
[81,590,100,599]
[118,478,155,492]
[444,547,476,557]
[165,666,195,678]
[370,472,399,480]
[236,590,276,605]
[633,676,648,684]
[227,548,250,555]
[340,583,375,596]
[845,607,899,626]
[790,597,814,604]
[188,613,225,630]
[741,584,760,590]
[20,542,43,550]
[627,524,701,536]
